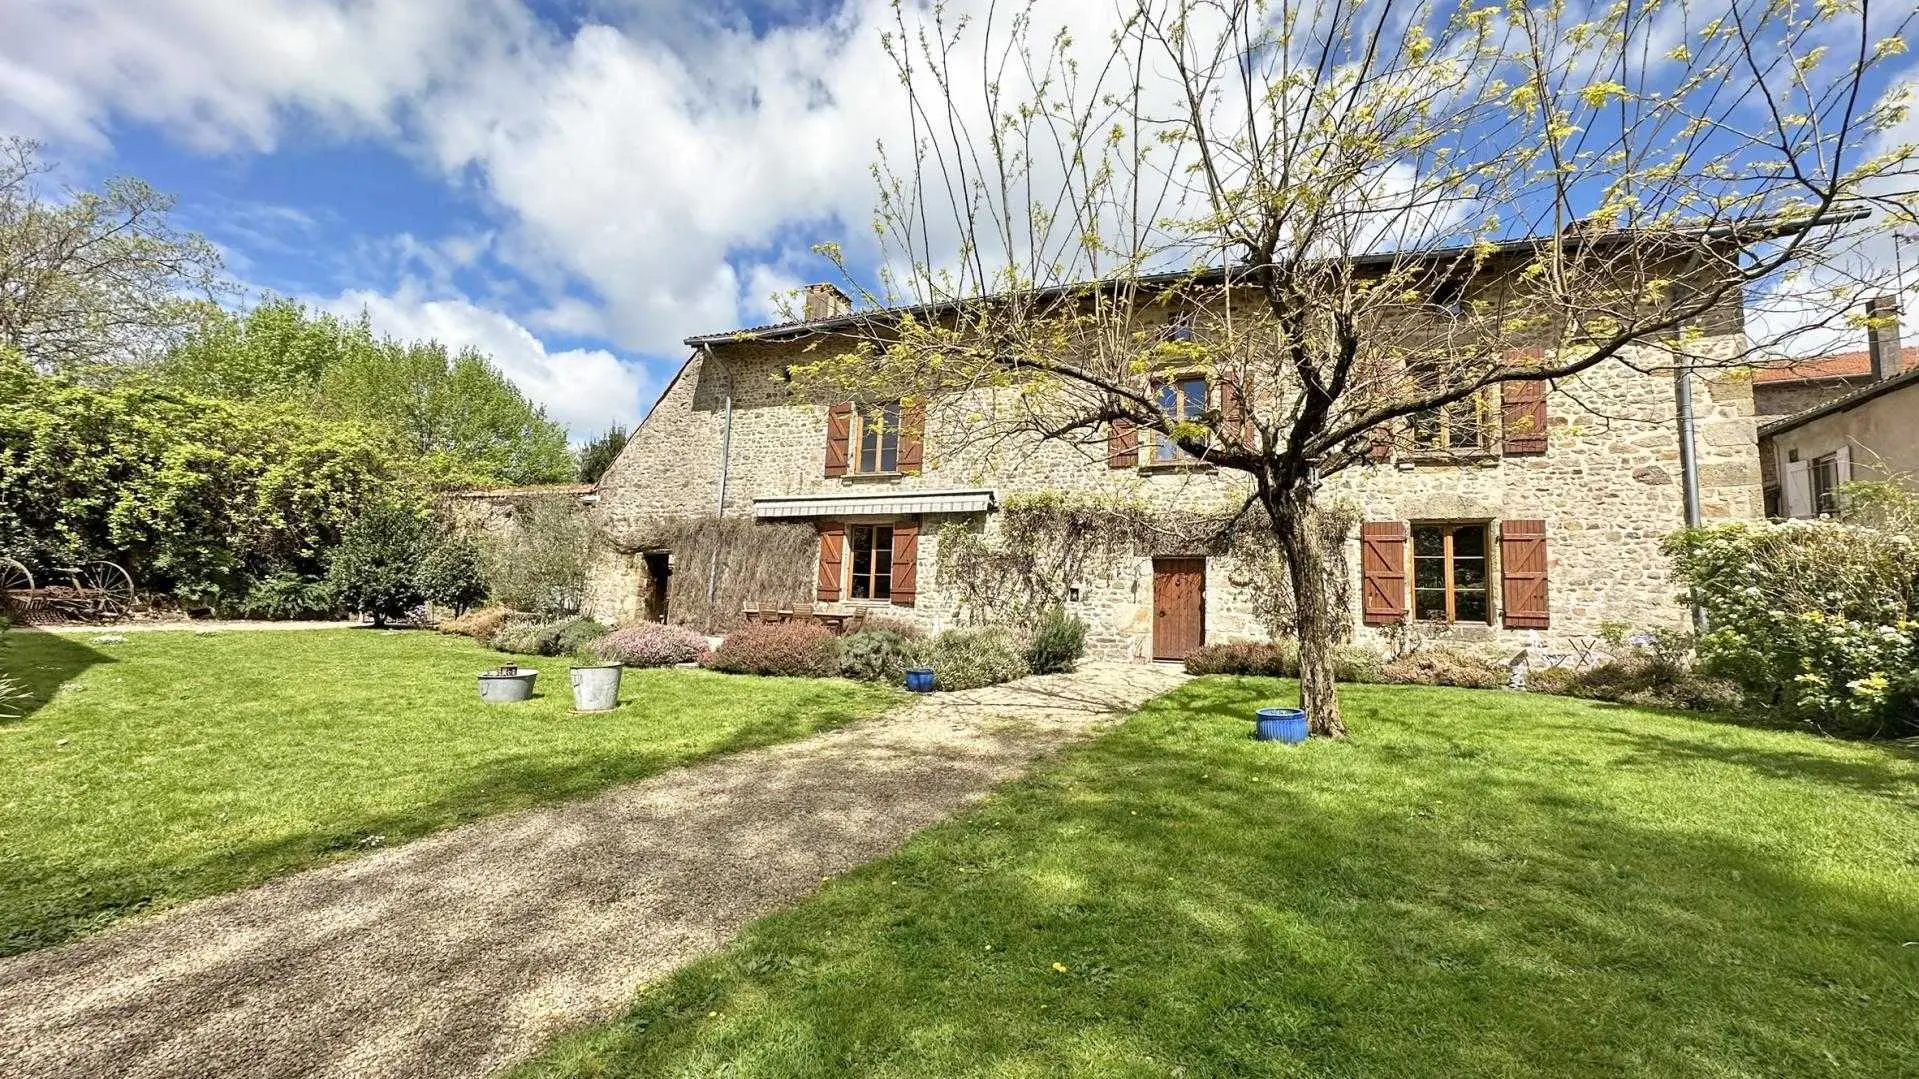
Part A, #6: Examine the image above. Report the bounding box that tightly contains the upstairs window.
[854,402,901,474]
[1410,393,1491,454]
[1153,375,1208,464]
[847,524,894,600]
[1412,523,1490,623]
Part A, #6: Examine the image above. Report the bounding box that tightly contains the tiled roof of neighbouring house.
[1752,344,1919,383]
[1758,362,1919,437]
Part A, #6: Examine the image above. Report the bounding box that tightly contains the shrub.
[925,627,1030,690]
[0,620,27,720]
[598,622,711,668]
[1667,521,1919,738]
[481,500,589,616]
[417,537,488,614]
[328,505,430,627]
[556,617,611,658]
[440,605,507,642]
[1332,644,1387,684]
[1380,647,1510,690]
[1184,640,1300,677]
[490,614,597,657]
[235,573,340,620]
[836,629,926,683]
[1528,656,1742,714]
[860,615,927,638]
[705,622,838,677]
[1025,608,1088,674]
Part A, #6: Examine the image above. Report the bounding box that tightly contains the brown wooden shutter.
[1218,377,1250,446]
[1500,380,1548,455]
[897,400,925,474]
[824,403,852,477]
[816,524,845,602]
[1108,419,1139,468]
[1499,519,1550,628]
[1360,521,1408,625]
[890,519,919,607]
[1366,426,1393,462]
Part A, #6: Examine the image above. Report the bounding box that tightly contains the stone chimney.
[802,283,852,322]
[1866,294,1902,382]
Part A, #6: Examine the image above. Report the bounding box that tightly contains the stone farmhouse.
[585,249,1762,662]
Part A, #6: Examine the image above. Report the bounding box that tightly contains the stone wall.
[588,335,1762,659]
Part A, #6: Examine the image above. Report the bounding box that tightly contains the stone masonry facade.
[587,322,1761,661]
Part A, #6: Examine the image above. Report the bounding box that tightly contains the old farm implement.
[0,558,138,623]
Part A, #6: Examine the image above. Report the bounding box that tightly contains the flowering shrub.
[704,622,838,677]
[1184,641,1299,677]
[1380,647,1508,690]
[597,622,712,668]
[1665,521,1919,738]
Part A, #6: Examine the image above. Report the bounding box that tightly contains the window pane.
[1452,526,1485,558]
[1413,527,1444,557]
[1414,557,1445,590]
[1448,406,1482,449]
[859,424,879,473]
[849,527,872,599]
[1414,589,1448,621]
[1453,557,1486,590]
[1181,377,1206,419]
[1454,588,1488,623]
[1158,382,1180,414]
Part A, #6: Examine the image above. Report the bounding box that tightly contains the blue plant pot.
[1254,707,1309,744]
[905,667,936,693]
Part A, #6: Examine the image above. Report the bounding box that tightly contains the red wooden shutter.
[824,403,852,477]
[1360,521,1408,625]
[1108,419,1139,468]
[1501,380,1548,455]
[890,519,919,606]
[1499,519,1550,628]
[897,400,925,474]
[816,524,845,601]
[1367,426,1393,462]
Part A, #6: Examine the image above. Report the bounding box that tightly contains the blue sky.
[3,1,1913,436]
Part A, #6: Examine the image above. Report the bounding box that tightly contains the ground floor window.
[847,523,894,600]
[1809,453,1840,516]
[1412,522,1490,623]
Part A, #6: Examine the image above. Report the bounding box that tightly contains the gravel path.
[0,662,1186,1079]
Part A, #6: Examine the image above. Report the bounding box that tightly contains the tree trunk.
[1270,490,1349,739]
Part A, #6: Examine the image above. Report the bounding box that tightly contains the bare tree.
[0,137,225,371]
[793,0,1917,736]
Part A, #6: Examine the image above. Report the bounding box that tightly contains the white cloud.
[318,283,651,439]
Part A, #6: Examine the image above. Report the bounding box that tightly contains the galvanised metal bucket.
[478,669,537,703]
[569,664,623,712]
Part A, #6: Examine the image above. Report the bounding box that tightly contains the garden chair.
[741,602,761,623]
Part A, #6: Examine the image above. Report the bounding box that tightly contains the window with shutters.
[1410,393,1492,454]
[852,402,901,474]
[1151,375,1208,464]
[1809,453,1840,515]
[1411,523,1491,624]
[847,524,894,600]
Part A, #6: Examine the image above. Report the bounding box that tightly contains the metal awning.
[753,488,995,519]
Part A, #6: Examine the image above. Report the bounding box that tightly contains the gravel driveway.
[0,662,1185,1079]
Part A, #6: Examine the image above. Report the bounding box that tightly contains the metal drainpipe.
[704,344,733,632]
[1673,356,1707,632]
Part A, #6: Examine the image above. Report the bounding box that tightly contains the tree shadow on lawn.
[0,628,114,722]
[2,686,887,957]
[515,683,1919,1079]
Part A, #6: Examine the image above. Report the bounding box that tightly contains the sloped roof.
[1759,362,1919,437]
[1752,344,1919,384]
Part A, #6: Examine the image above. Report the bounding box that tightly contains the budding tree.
[794,0,1915,736]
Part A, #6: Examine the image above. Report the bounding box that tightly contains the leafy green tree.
[328,506,430,627]
[576,425,627,483]
[157,298,362,402]
[0,138,224,372]
[417,536,488,615]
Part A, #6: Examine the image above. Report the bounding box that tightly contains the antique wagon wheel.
[0,557,33,614]
[80,561,137,621]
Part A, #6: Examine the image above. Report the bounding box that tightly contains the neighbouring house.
[1761,299,1919,517]
[1751,296,1918,419]
[585,252,1762,662]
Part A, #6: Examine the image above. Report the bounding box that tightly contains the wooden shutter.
[897,400,925,474]
[1500,380,1548,455]
[1367,426,1393,462]
[1783,460,1811,518]
[1499,519,1550,629]
[890,520,919,607]
[1108,419,1139,468]
[1359,522,1408,625]
[1218,377,1251,446]
[824,402,852,477]
[816,524,845,602]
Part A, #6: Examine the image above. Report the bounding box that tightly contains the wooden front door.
[1152,557,1206,660]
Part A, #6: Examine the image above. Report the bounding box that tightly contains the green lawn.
[0,628,898,957]
[515,679,1919,1079]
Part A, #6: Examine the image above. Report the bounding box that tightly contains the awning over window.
[753,488,995,520]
